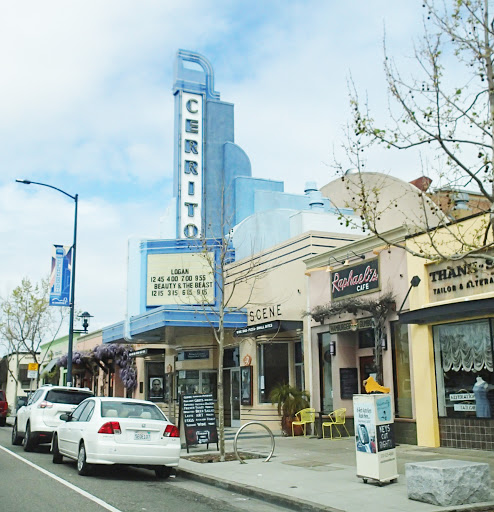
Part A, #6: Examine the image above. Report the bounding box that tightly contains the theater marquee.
[147,252,214,306]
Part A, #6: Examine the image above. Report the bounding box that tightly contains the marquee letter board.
[180,393,218,453]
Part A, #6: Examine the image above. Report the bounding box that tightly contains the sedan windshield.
[101,402,166,420]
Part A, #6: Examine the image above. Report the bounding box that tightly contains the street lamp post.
[16,179,78,387]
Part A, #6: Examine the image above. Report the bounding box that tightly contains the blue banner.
[49,245,72,306]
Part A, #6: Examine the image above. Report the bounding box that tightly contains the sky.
[0,1,427,339]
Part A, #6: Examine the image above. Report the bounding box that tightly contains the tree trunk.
[218,308,225,461]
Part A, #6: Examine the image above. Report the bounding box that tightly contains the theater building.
[101,50,360,430]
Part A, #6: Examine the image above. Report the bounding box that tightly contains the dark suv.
[0,390,8,426]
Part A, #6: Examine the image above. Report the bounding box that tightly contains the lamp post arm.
[15,179,76,201]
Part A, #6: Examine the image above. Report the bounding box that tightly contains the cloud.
[0,1,429,336]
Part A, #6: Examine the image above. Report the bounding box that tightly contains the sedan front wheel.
[11,420,22,445]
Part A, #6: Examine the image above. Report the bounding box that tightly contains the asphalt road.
[0,425,287,512]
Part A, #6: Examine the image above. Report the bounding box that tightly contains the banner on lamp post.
[49,245,72,307]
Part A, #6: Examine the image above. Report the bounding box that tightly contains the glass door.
[231,368,241,427]
[319,333,333,413]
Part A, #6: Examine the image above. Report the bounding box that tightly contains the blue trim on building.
[104,308,247,344]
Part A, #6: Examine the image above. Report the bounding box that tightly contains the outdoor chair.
[322,408,350,440]
[292,408,316,437]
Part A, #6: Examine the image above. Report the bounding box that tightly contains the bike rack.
[233,421,275,464]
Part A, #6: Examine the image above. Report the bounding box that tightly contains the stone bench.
[405,459,492,507]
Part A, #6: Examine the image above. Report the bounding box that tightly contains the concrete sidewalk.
[178,429,494,512]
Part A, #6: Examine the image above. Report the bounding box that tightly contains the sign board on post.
[180,393,218,453]
[353,394,398,484]
[49,245,72,307]
[27,363,39,380]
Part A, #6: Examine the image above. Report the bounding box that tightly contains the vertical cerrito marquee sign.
[180,92,203,239]
[49,245,72,306]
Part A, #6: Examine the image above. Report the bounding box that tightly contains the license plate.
[134,432,151,441]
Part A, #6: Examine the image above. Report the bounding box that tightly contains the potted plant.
[269,383,310,436]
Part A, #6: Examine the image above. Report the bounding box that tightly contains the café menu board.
[340,368,359,399]
[181,393,218,451]
[146,252,215,306]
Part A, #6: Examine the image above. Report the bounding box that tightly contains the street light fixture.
[75,311,93,334]
[16,178,79,387]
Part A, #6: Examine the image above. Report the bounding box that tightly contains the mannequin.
[473,376,491,418]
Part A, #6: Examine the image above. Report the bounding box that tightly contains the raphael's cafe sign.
[428,255,494,302]
[331,259,380,300]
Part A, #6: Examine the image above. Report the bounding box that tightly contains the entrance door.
[359,356,377,394]
[230,368,241,428]
[319,333,334,413]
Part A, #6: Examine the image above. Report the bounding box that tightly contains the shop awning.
[399,297,494,325]
[234,320,303,337]
[42,359,58,374]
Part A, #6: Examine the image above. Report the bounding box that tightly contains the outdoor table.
[315,411,330,439]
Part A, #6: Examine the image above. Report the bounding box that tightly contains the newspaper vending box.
[353,393,398,485]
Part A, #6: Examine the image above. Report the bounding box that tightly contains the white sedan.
[51,397,181,478]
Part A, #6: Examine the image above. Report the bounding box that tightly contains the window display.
[434,319,494,418]
[258,343,289,403]
[176,370,217,399]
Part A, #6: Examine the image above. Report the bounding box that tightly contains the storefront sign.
[331,259,380,301]
[178,350,209,361]
[179,92,203,239]
[453,403,476,412]
[147,252,214,306]
[428,255,494,302]
[247,304,282,324]
[449,393,475,401]
[328,317,374,334]
[234,321,276,336]
[129,348,166,358]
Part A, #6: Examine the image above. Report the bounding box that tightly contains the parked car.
[16,395,29,412]
[0,390,8,427]
[51,397,180,478]
[12,384,94,451]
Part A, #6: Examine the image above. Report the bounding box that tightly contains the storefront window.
[391,322,412,418]
[434,319,494,418]
[146,362,167,402]
[258,343,289,403]
[176,370,218,399]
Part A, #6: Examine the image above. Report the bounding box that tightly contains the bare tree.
[0,277,67,395]
[334,0,494,261]
[190,191,266,462]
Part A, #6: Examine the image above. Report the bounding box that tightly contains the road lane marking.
[0,445,122,512]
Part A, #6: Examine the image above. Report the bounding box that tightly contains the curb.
[178,467,494,512]
[177,467,343,512]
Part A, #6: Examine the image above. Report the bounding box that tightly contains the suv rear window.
[45,390,93,405]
